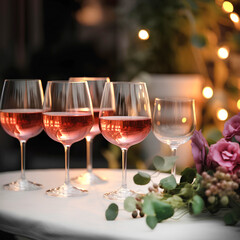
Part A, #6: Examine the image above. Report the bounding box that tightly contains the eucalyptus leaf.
[224,211,238,226]
[105,203,118,221]
[164,195,184,208]
[180,168,196,184]
[191,195,204,215]
[133,172,151,185]
[153,201,174,222]
[124,197,137,212]
[142,194,156,216]
[146,216,158,229]
[160,175,177,191]
[178,183,194,199]
[153,156,177,172]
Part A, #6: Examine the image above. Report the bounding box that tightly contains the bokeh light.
[230,13,239,23]
[138,29,149,40]
[217,47,229,59]
[222,1,234,13]
[237,99,240,110]
[202,87,213,99]
[217,108,228,121]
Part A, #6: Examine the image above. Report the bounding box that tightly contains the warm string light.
[237,99,240,110]
[230,12,239,23]
[217,47,229,59]
[202,87,213,99]
[138,29,149,40]
[222,1,234,13]
[217,108,228,121]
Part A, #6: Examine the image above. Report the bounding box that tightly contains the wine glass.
[69,77,110,185]
[0,79,44,191]
[152,98,196,176]
[42,81,94,197]
[99,82,151,200]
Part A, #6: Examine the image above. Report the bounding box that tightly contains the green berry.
[208,196,216,204]
[220,195,229,206]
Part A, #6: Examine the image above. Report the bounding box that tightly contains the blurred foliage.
[120,0,222,78]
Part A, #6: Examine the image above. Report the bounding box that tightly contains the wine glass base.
[3,179,42,191]
[72,172,107,185]
[46,183,88,197]
[104,187,136,201]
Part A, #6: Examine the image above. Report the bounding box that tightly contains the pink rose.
[207,139,240,172]
[191,130,209,174]
[223,113,240,141]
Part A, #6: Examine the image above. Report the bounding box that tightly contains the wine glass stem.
[20,140,26,180]
[86,137,93,173]
[171,146,177,176]
[64,145,71,185]
[121,148,128,189]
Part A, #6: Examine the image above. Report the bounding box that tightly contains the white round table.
[0,169,239,240]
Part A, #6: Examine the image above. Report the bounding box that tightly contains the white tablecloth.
[0,169,239,240]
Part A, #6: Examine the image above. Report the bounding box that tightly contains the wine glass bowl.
[69,77,110,185]
[152,97,196,175]
[0,79,44,191]
[99,82,151,200]
[42,81,94,197]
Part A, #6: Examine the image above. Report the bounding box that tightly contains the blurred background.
[0,0,240,173]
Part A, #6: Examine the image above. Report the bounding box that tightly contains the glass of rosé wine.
[0,79,44,191]
[152,98,196,176]
[42,81,94,197]
[99,82,152,200]
[69,77,110,185]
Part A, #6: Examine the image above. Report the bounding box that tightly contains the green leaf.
[180,168,196,184]
[124,197,137,212]
[105,203,118,221]
[231,136,239,143]
[178,183,194,199]
[191,195,204,215]
[164,195,184,208]
[153,201,174,222]
[133,171,151,185]
[153,156,177,172]
[146,216,158,229]
[192,173,203,192]
[160,175,177,191]
[142,194,156,216]
[191,34,207,48]
[224,211,238,226]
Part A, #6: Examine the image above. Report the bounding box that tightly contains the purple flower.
[207,138,240,172]
[223,113,240,141]
[191,130,209,174]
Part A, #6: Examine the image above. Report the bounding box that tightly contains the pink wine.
[99,116,151,149]
[87,108,114,139]
[86,109,101,138]
[0,109,43,141]
[43,112,93,145]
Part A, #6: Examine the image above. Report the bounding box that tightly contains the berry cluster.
[132,197,145,218]
[201,167,240,206]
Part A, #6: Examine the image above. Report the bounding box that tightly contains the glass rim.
[105,81,146,85]
[69,77,110,82]
[4,79,41,82]
[154,97,195,102]
[47,80,88,84]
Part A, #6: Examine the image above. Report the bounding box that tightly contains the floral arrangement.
[105,114,240,229]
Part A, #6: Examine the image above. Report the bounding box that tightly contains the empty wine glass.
[99,82,152,200]
[69,77,110,185]
[0,79,44,191]
[42,81,94,197]
[152,98,196,175]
